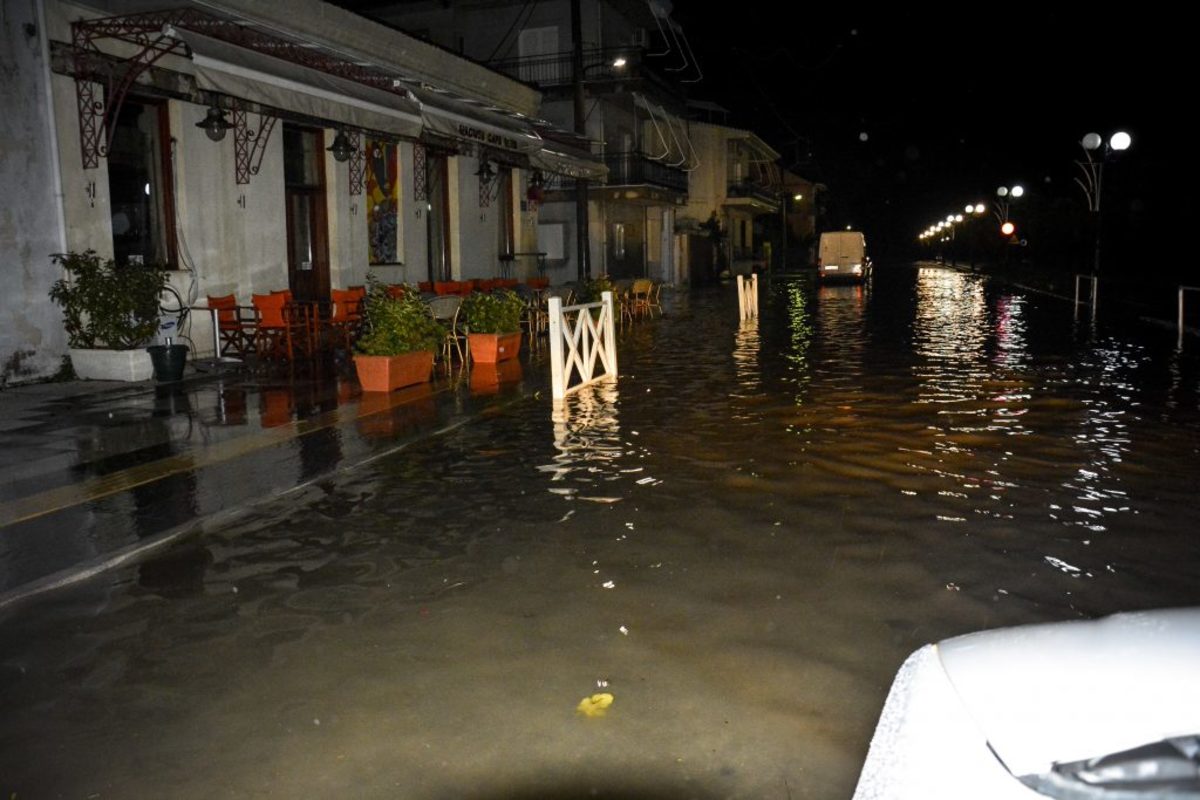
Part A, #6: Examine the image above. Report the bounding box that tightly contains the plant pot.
[468,332,522,364]
[147,344,189,382]
[353,351,434,393]
[69,347,154,382]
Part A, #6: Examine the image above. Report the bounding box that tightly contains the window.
[613,223,626,259]
[365,139,402,264]
[107,98,174,267]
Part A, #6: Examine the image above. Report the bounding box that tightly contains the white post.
[1180,287,1185,350]
[602,290,618,378]
[548,296,565,400]
[751,273,759,314]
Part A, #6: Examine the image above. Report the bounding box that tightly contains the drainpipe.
[37,0,68,256]
[571,0,591,280]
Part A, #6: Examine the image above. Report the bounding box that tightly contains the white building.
[0,0,602,383]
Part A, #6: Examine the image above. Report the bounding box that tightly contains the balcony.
[489,47,682,100]
[726,178,778,206]
[605,152,689,193]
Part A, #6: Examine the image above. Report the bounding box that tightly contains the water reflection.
[732,319,760,395]
[542,382,643,494]
[912,268,989,406]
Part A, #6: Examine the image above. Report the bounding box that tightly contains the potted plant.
[48,250,169,381]
[353,280,445,392]
[461,288,525,363]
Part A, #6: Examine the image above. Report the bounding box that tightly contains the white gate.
[737,274,759,320]
[548,291,618,400]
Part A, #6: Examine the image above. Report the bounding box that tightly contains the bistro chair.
[631,278,654,320]
[426,294,466,365]
[251,292,311,362]
[326,288,365,353]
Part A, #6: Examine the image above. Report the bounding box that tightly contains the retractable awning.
[408,86,542,154]
[529,147,608,181]
[180,31,424,139]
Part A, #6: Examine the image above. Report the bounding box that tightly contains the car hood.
[936,607,1200,778]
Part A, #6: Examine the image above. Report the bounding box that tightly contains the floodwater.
[2,265,1200,799]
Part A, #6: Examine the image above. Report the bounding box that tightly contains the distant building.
[678,122,780,283]
[367,0,698,284]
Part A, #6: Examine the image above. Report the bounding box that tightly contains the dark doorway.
[283,125,330,303]
[425,152,451,282]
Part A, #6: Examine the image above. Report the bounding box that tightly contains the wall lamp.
[327,129,356,162]
[196,105,234,142]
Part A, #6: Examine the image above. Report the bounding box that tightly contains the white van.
[818,231,870,282]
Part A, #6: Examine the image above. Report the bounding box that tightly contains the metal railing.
[604,152,688,192]
[489,47,680,97]
[726,179,778,204]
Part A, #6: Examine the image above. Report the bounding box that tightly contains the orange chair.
[206,293,255,358]
[434,281,456,296]
[418,281,433,293]
[327,288,365,352]
[252,292,310,361]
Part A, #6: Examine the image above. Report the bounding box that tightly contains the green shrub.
[48,250,168,349]
[355,280,445,356]
[461,289,525,334]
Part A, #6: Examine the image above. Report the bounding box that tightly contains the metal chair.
[426,294,465,365]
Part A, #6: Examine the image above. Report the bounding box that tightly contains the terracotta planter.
[468,332,522,364]
[353,351,434,393]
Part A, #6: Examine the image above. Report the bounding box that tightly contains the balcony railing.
[541,152,688,194]
[606,152,688,192]
[489,47,680,98]
[726,179,778,204]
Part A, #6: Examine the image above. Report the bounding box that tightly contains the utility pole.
[571,0,591,280]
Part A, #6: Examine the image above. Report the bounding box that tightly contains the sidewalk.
[0,354,546,607]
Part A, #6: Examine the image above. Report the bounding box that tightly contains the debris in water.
[577,693,614,718]
[581,496,622,503]
[945,582,961,591]
[602,580,615,589]
[619,625,629,635]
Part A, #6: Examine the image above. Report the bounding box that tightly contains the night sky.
[670,5,1188,263]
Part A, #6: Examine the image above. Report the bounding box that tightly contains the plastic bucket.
[147,343,188,382]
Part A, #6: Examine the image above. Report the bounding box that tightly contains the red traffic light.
[1000,221,1016,236]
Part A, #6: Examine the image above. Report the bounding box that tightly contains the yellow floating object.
[576,693,614,717]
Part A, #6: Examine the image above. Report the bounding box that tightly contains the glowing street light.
[1076,130,1133,277]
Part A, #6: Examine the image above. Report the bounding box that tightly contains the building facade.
[368,0,697,285]
[679,122,780,283]
[1,0,601,383]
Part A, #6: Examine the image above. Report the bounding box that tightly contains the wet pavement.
[2,265,1200,799]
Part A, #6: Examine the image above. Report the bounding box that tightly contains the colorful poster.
[366,140,399,264]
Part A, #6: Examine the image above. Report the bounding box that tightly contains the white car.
[853,608,1200,799]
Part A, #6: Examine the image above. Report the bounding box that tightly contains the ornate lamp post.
[1075,131,1131,277]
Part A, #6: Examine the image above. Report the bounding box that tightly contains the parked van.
[818,231,870,282]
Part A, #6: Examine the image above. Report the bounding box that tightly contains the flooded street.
[2,264,1200,799]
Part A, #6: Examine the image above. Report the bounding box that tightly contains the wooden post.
[548,296,565,400]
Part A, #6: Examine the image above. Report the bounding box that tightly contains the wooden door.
[283,126,329,303]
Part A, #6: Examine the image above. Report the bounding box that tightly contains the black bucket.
[147,343,188,382]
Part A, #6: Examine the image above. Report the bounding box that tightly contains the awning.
[633,92,698,170]
[529,147,608,181]
[180,31,424,139]
[408,86,543,154]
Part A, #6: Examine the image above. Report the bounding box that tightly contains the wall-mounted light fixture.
[327,129,355,162]
[196,106,234,142]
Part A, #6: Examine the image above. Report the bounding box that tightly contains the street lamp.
[1076,130,1132,277]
